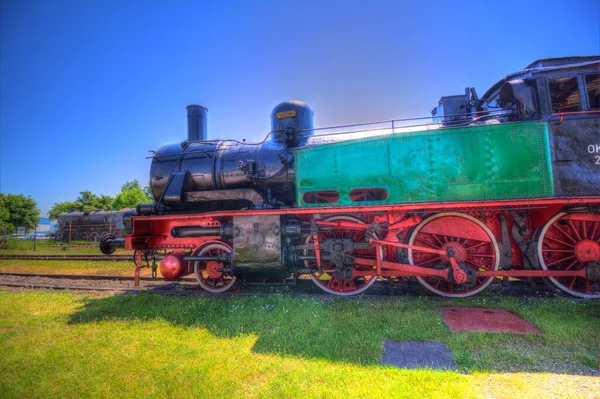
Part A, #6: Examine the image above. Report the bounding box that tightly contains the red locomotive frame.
[123,196,600,298]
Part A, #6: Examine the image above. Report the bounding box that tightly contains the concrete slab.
[380,340,458,370]
[442,307,541,334]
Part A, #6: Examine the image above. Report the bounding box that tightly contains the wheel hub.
[205,261,224,278]
[440,242,467,263]
[574,240,600,263]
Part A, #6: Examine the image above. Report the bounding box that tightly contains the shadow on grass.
[67,287,600,375]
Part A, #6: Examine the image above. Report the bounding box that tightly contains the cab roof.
[480,56,600,102]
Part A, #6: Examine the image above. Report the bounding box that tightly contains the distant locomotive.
[56,211,128,242]
[101,56,600,298]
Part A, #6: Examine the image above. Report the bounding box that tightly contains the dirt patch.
[442,307,541,334]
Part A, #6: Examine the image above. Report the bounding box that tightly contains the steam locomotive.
[100,56,600,298]
[56,210,127,242]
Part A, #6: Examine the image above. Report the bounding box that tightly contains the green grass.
[0,259,140,275]
[0,238,138,275]
[0,290,598,398]
[0,238,132,255]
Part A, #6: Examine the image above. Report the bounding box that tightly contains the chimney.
[186,105,208,141]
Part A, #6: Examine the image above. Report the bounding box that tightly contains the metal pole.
[33,223,38,251]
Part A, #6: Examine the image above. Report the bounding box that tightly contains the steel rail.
[0,272,194,281]
[0,277,561,299]
[0,281,141,292]
[0,254,141,261]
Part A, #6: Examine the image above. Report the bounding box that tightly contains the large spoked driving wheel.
[304,216,380,296]
[538,212,600,299]
[193,242,237,294]
[407,212,499,297]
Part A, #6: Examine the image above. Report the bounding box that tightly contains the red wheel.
[538,212,600,299]
[407,212,499,297]
[192,242,237,294]
[304,216,380,296]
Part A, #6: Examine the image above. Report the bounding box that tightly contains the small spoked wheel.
[538,212,600,299]
[407,212,499,298]
[193,242,237,294]
[304,215,381,296]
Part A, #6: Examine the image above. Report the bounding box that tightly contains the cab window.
[349,188,388,202]
[585,74,599,109]
[303,190,339,204]
[549,77,581,113]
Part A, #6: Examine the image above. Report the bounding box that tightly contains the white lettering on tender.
[588,144,600,153]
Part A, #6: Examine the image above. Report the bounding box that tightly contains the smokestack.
[186,105,208,141]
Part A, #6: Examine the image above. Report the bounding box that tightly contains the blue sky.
[1,0,599,217]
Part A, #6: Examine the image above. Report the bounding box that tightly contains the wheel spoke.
[590,222,599,241]
[542,248,574,253]
[468,253,495,258]
[415,257,440,267]
[408,213,498,298]
[430,234,445,246]
[307,216,378,296]
[465,259,482,268]
[568,220,582,241]
[564,259,579,271]
[551,224,577,244]
[193,242,236,294]
[542,236,575,248]
[415,236,440,249]
[545,255,576,268]
[465,241,488,251]
[540,213,600,298]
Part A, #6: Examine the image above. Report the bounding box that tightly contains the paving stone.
[441,307,541,334]
[380,340,458,370]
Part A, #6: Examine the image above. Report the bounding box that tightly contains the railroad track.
[0,254,136,261]
[0,272,196,294]
[45,244,97,248]
[0,272,195,281]
[0,271,564,299]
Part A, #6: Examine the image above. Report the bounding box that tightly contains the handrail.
[553,110,600,124]
[147,109,513,160]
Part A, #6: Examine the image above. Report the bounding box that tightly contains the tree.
[0,195,11,233]
[0,193,40,233]
[76,190,113,210]
[143,184,154,201]
[47,201,79,220]
[48,191,114,220]
[111,180,152,210]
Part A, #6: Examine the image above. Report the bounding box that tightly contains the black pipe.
[297,255,317,261]
[171,224,233,238]
[136,204,156,215]
[172,226,220,237]
[183,255,231,263]
[99,235,125,255]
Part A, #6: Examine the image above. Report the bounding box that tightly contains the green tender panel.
[296,121,554,207]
